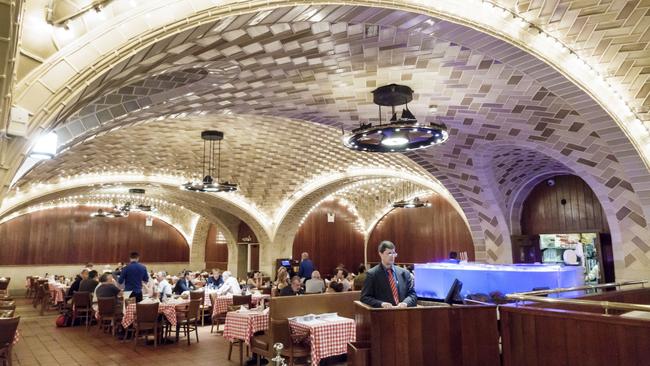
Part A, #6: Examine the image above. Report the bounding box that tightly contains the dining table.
[211,293,270,316]
[288,315,356,366]
[121,299,189,328]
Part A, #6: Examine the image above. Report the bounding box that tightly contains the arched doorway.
[513,174,614,283]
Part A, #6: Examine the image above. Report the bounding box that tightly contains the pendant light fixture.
[343,84,448,152]
[181,130,237,193]
[392,182,431,208]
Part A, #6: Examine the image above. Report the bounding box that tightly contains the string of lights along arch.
[343,84,449,153]
[181,130,238,193]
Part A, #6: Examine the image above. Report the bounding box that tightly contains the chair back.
[187,299,202,319]
[232,294,252,307]
[135,302,160,324]
[209,293,219,308]
[0,316,19,347]
[0,278,10,291]
[270,319,291,346]
[189,290,204,301]
[261,287,272,295]
[73,291,91,307]
[97,297,116,316]
[0,304,16,312]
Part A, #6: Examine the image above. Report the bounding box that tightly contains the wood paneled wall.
[367,194,475,264]
[204,223,229,270]
[521,175,609,235]
[237,221,258,243]
[0,206,189,265]
[292,199,365,276]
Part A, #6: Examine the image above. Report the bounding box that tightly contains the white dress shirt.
[217,276,242,296]
[157,279,172,299]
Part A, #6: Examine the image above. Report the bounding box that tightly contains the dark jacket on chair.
[360,264,417,308]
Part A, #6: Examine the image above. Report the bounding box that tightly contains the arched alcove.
[0,205,189,265]
[521,175,610,235]
[292,199,365,276]
[366,194,474,265]
[205,223,229,271]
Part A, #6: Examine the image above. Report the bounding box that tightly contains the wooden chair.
[39,283,57,316]
[0,316,19,366]
[251,319,309,366]
[175,299,201,345]
[133,302,161,349]
[189,291,210,326]
[72,292,93,329]
[0,278,10,298]
[261,287,272,295]
[232,295,252,310]
[25,277,33,298]
[97,297,121,336]
[210,293,224,333]
[32,281,45,308]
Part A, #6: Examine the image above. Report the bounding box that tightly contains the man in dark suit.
[361,241,417,308]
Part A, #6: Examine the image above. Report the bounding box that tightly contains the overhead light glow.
[30,132,58,160]
[381,136,409,146]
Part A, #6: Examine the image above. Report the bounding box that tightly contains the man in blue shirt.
[118,252,149,302]
[206,268,224,289]
[298,252,314,281]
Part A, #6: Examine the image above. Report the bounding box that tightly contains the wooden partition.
[269,291,360,320]
[529,287,650,315]
[500,304,650,366]
[254,292,361,358]
[351,302,500,366]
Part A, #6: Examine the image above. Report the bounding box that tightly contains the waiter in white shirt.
[216,271,242,296]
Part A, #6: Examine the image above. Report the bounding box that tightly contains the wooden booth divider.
[350,301,500,366]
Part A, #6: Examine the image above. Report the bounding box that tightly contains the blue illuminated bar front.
[414,262,584,299]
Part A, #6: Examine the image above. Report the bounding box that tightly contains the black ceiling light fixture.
[89,189,156,218]
[391,182,431,209]
[343,84,448,152]
[181,130,237,193]
[392,196,431,209]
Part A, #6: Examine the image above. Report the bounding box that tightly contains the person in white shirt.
[216,271,242,296]
[155,272,172,300]
[334,268,351,292]
[305,270,325,294]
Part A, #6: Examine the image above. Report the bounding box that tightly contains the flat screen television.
[444,278,463,305]
[281,260,291,266]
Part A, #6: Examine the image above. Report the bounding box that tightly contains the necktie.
[387,268,399,305]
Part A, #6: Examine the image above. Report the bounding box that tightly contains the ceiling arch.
[7,1,649,195]
[4,1,650,278]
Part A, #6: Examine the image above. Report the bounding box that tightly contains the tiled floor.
[9,298,266,366]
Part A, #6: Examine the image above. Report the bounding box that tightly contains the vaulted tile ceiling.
[5,2,650,278]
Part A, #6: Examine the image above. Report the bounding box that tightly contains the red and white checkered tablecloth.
[121,302,187,328]
[223,311,269,345]
[288,317,356,366]
[211,294,270,316]
[48,283,66,304]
